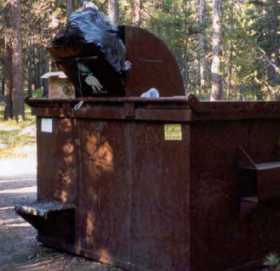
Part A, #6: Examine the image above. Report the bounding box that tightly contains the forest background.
[0,0,279,121]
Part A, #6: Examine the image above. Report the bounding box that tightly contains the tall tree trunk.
[27,47,33,97]
[183,0,189,95]
[1,79,4,95]
[108,0,119,23]
[4,1,13,120]
[40,47,49,97]
[34,47,41,90]
[227,0,234,100]
[27,23,34,98]
[183,41,189,95]
[4,39,13,120]
[66,0,74,22]
[210,0,223,101]
[227,43,233,100]
[131,0,142,26]
[198,0,206,96]
[11,0,24,121]
[267,0,279,99]
[273,0,279,67]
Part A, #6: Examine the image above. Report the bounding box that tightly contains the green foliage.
[1,0,280,101]
[0,103,36,158]
[264,253,280,271]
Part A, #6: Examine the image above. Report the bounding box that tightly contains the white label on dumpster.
[41,118,53,133]
[164,124,182,140]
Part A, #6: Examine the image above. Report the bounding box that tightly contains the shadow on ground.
[0,178,121,271]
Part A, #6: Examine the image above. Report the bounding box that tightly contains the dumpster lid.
[47,25,185,98]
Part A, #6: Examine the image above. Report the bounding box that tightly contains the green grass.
[0,103,37,159]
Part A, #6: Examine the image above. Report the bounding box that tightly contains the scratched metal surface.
[189,118,280,271]
[74,120,190,271]
[36,117,79,205]
[77,121,131,265]
[30,97,280,271]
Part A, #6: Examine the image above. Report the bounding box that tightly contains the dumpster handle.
[238,146,280,217]
[74,101,84,111]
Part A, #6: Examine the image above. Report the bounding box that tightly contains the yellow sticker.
[164,124,182,141]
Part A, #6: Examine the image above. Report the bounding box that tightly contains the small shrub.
[264,253,280,271]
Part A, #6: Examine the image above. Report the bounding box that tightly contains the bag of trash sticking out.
[53,1,127,73]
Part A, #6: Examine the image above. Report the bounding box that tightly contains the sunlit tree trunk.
[1,79,4,95]
[39,47,49,97]
[198,0,206,96]
[27,23,34,98]
[4,38,14,120]
[27,49,33,97]
[267,0,279,100]
[227,0,234,100]
[227,45,233,100]
[108,0,119,23]
[66,0,74,21]
[210,0,223,100]
[4,1,13,120]
[183,0,189,95]
[272,0,279,67]
[131,0,142,26]
[11,0,24,121]
[183,42,189,95]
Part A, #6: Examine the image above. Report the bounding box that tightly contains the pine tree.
[210,0,223,100]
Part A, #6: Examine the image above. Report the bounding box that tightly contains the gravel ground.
[0,158,122,271]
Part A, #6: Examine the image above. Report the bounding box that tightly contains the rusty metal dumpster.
[16,25,280,271]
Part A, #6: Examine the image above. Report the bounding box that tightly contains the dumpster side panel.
[37,117,79,204]
[27,99,280,271]
[77,121,131,266]
[129,122,190,271]
[76,120,190,271]
[189,119,280,271]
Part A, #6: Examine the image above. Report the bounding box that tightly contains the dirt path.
[0,168,121,271]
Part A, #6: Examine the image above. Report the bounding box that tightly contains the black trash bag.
[53,2,126,73]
